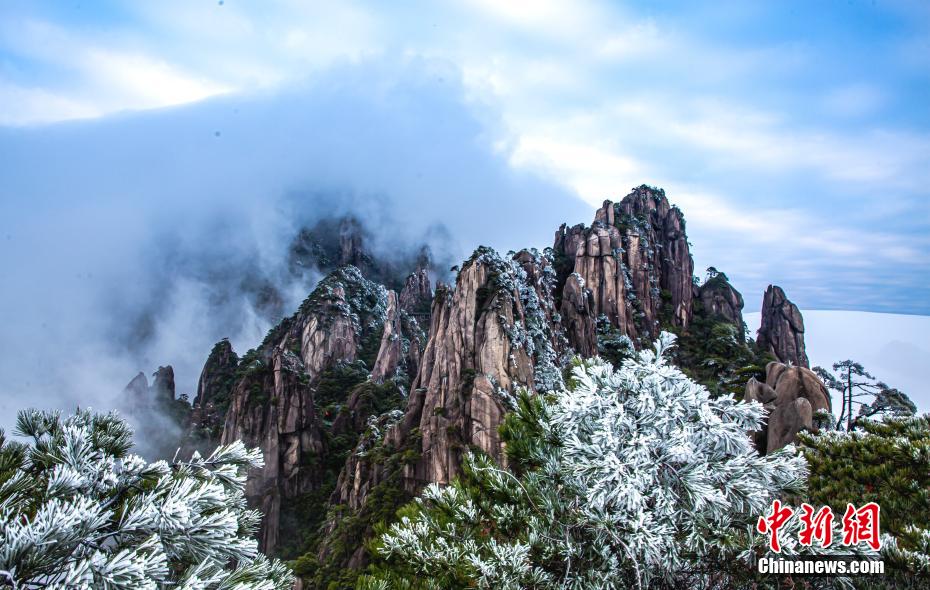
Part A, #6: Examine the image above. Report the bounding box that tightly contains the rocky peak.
[399,267,432,315]
[123,367,176,409]
[217,265,422,554]
[391,247,564,486]
[194,338,239,409]
[150,366,176,404]
[123,372,149,402]
[757,285,808,368]
[552,185,694,346]
[697,273,745,329]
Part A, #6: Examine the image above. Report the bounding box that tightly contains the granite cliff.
[129,186,823,587]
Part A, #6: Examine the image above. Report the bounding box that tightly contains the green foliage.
[201,338,240,413]
[281,378,406,576]
[671,299,772,397]
[799,416,930,580]
[293,437,417,589]
[315,361,370,413]
[595,314,635,368]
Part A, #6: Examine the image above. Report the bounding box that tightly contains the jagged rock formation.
[558,273,597,358]
[698,274,744,329]
[217,266,420,554]
[745,361,831,453]
[552,186,693,351]
[394,248,564,485]
[182,339,240,456]
[123,367,176,411]
[757,285,808,368]
[195,339,239,408]
[120,366,190,459]
[399,267,432,314]
[310,248,566,576]
[123,372,149,404]
[156,185,826,587]
[289,215,444,291]
[150,366,175,403]
[370,292,403,383]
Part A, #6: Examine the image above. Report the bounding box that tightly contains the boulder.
[747,361,831,453]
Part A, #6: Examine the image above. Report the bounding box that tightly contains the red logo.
[757,501,881,552]
[757,499,794,553]
[798,503,834,548]
[841,502,881,551]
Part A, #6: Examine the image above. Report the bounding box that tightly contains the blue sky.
[0,0,928,417]
[2,0,928,314]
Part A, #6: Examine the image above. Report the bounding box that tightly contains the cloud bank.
[0,60,587,431]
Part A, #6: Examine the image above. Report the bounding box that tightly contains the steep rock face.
[698,275,745,329]
[745,361,831,453]
[194,339,239,408]
[370,291,403,383]
[757,285,809,367]
[390,248,561,486]
[123,367,176,410]
[121,366,189,460]
[316,248,566,571]
[183,339,240,456]
[150,366,175,403]
[219,266,416,554]
[326,248,566,506]
[288,215,444,292]
[557,273,597,358]
[222,349,323,552]
[552,186,693,345]
[399,267,433,314]
[123,372,149,406]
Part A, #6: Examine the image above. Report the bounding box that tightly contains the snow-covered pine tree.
[0,408,294,589]
[360,333,854,589]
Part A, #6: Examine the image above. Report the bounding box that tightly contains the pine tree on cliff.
[359,334,854,589]
[814,360,916,431]
[0,409,293,590]
[799,416,930,578]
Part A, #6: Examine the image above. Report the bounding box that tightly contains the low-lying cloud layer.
[0,60,587,431]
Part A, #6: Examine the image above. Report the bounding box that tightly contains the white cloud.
[81,49,231,110]
[0,82,99,125]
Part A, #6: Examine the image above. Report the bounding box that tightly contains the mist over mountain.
[0,60,588,432]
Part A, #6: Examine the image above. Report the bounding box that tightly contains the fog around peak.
[0,59,588,437]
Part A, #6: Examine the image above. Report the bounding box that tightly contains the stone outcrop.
[194,339,239,409]
[552,186,693,345]
[218,266,420,553]
[122,367,176,411]
[370,291,403,383]
[391,247,564,486]
[222,348,322,552]
[183,339,240,457]
[399,267,433,314]
[757,285,808,368]
[123,372,149,405]
[326,249,560,501]
[698,275,744,329]
[150,366,175,404]
[745,361,831,453]
[559,273,597,358]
